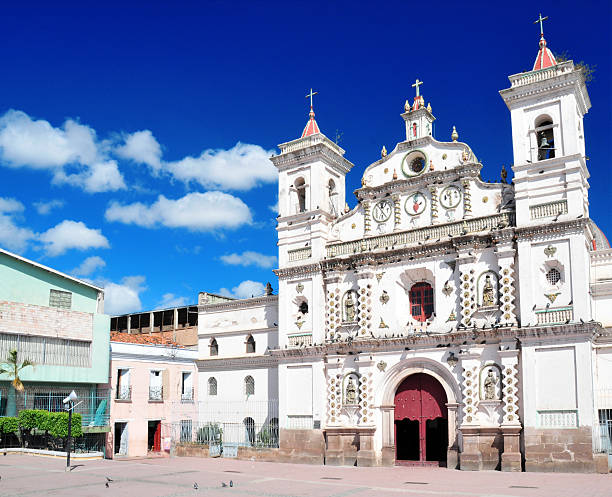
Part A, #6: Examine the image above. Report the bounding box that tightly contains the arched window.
[210,338,218,356]
[409,282,434,322]
[245,375,255,396]
[328,179,337,215]
[246,335,256,354]
[243,417,255,445]
[546,268,561,285]
[536,117,555,161]
[208,377,217,396]
[294,177,306,213]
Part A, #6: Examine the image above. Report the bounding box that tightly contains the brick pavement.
[0,454,609,497]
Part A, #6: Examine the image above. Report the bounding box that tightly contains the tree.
[0,350,34,417]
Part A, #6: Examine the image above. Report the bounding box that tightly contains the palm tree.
[0,350,34,417]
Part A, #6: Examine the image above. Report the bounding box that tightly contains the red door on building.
[394,373,448,465]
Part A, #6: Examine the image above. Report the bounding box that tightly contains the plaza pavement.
[0,454,609,497]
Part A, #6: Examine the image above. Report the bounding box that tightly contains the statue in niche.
[482,274,496,306]
[345,377,358,405]
[344,292,357,322]
[484,370,498,400]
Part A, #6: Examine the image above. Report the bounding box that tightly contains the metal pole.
[66,402,72,471]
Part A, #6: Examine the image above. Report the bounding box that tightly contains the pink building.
[108,333,198,457]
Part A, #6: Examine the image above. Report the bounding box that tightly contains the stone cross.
[412,78,423,97]
[306,88,318,108]
[534,13,548,35]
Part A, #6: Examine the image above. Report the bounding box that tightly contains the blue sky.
[0,0,609,315]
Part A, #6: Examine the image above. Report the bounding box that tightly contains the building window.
[208,377,217,396]
[546,268,561,285]
[149,370,163,401]
[409,282,434,322]
[243,417,255,445]
[210,338,218,356]
[33,392,69,412]
[295,177,306,213]
[536,118,555,161]
[116,369,131,400]
[180,419,193,442]
[246,335,256,354]
[49,289,72,310]
[245,375,255,396]
[181,372,193,401]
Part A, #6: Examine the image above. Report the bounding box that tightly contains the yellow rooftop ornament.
[404,100,410,112]
[451,126,459,142]
[381,146,387,158]
[427,102,432,113]
[344,202,350,213]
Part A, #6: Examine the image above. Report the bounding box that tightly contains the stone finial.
[451,126,459,142]
[344,202,350,213]
[381,146,387,158]
[427,102,432,113]
[392,169,398,180]
[404,100,410,112]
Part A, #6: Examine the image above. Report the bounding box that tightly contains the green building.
[0,248,110,452]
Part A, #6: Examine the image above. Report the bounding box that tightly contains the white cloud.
[33,199,65,215]
[0,110,125,193]
[116,130,162,169]
[155,293,188,309]
[269,200,278,214]
[219,280,265,299]
[220,251,277,269]
[105,192,252,231]
[164,142,277,191]
[39,220,110,257]
[103,275,146,315]
[71,255,106,277]
[0,197,35,253]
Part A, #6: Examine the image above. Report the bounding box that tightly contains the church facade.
[196,27,612,472]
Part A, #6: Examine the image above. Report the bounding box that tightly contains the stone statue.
[344,292,356,322]
[482,275,496,306]
[484,370,498,400]
[345,377,357,405]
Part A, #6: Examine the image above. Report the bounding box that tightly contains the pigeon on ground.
[222,482,228,487]
[230,480,233,487]
[106,477,113,482]
[105,482,109,488]
[193,482,198,490]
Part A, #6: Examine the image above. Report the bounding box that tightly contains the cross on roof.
[534,13,548,36]
[306,88,318,109]
[412,78,423,97]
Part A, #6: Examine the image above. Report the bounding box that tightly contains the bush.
[0,417,18,434]
[49,412,82,439]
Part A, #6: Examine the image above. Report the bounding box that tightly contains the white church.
[195,21,612,472]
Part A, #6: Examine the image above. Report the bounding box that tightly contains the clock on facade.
[440,185,462,209]
[401,151,427,177]
[372,200,393,222]
[405,192,427,216]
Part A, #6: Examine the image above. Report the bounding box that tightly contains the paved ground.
[0,455,609,497]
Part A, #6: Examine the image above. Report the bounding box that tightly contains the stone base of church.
[501,425,522,472]
[381,446,396,466]
[523,427,598,473]
[324,427,376,466]
[278,429,325,465]
[447,447,459,470]
[459,426,503,471]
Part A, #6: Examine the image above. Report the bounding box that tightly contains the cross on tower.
[412,78,423,97]
[534,13,548,36]
[305,88,318,109]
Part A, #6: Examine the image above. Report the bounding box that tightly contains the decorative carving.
[442,281,453,297]
[482,275,496,306]
[343,291,358,323]
[545,292,560,303]
[379,317,388,328]
[381,145,387,158]
[480,365,502,401]
[451,126,458,142]
[344,374,359,406]
[376,272,385,282]
[296,282,304,293]
[379,290,390,304]
[544,245,557,258]
[484,370,498,400]
[447,311,456,322]
[377,360,387,372]
[461,147,470,162]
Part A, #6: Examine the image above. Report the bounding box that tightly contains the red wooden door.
[153,422,161,452]
[394,373,447,462]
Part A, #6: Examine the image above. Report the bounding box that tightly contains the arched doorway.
[394,373,448,465]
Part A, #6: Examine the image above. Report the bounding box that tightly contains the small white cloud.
[103,275,146,315]
[115,130,162,169]
[33,199,65,215]
[54,160,126,193]
[0,197,25,214]
[268,200,278,214]
[39,220,110,257]
[219,280,265,299]
[164,142,277,191]
[71,255,106,277]
[105,192,252,231]
[220,251,277,269]
[155,292,188,309]
[0,197,35,253]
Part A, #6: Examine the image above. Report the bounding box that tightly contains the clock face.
[405,192,427,216]
[401,151,427,177]
[372,200,393,222]
[440,185,462,209]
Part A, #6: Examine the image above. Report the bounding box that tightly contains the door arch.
[394,373,448,464]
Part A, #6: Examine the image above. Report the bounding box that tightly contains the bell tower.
[401,78,435,141]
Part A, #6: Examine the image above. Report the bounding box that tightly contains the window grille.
[245,376,255,396]
[49,289,72,310]
[208,377,217,396]
[546,268,561,285]
[180,419,193,442]
[409,282,434,322]
[0,333,91,367]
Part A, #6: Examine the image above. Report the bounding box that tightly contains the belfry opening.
[394,373,448,466]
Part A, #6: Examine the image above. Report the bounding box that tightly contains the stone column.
[392,194,401,231]
[499,345,522,471]
[455,249,476,327]
[363,201,371,235]
[380,405,395,466]
[127,315,131,334]
[462,179,472,218]
[324,273,341,342]
[446,402,460,469]
[495,233,517,326]
[458,346,484,470]
[356,268,374,339]
[428,186,439,224]
[149,312,154,335]
[356,428,376,467]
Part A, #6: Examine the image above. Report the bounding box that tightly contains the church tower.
[500,15,592,325]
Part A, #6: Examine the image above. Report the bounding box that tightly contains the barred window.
[49,289,72,310]
[0,333,91,367]
[208,377,217,396]
[245,375,255,396]
[546,268,561,285]
[180,419,192,442]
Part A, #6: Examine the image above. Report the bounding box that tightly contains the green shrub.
[49,412,82,439]
[0,417,18,434]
